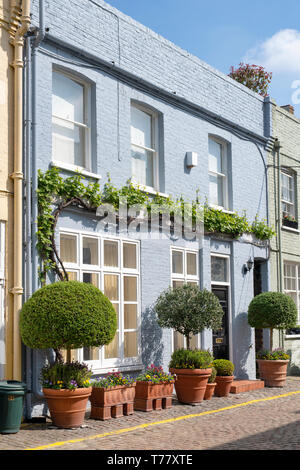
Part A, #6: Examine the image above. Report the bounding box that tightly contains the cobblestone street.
[1,377,300,451]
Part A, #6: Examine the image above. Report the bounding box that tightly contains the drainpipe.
[274,138,284,349]
[10,0,31,381]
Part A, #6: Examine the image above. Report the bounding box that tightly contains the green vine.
[36,167,275,282]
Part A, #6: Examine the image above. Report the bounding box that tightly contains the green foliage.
[169,348,214,370]
[136,364,175,384]
[19,281,117,351]
[248,292,298,330]
[251,216,276,241]
[155,285,224,348]
[256,348,290,361]
[212,359,235,376]
[41,361,92,390]
[229,63,272,97]
[92,372,136,389]
[208,365,217,383]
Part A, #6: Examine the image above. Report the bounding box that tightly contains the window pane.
[124,276,137,302]
[124,331,138,357]
[209,139,223,174]
[123,243,137,269]
[131,106,152,149]
[209,174,224,207]
[82,272,99,287]
[52,72,84,124]
[112,303,119,329]
[104,240,119,267]
[66,271,78,281]
[173,280,184,288]
[190,334,198,350]
[172,250,183,274]
[60,234,77,263]
[187,281,198,287]
[104,274,119,301]
[131,146,154,188]
[52,118,85,167]
[187,252,197,276]
[174,331,184,351]
[82,237,98,265]
[124,304,137,329]
[105,333,119,359]
[211,256,228,283]
[83,347,99,361]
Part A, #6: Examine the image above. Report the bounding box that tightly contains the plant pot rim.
[206,382,217,386]
[215,375,234,379]
[169,368,212,375]
[256,359,289,364]
[136,380,175,385]
[92,383,136,391]
[43,386,92,396]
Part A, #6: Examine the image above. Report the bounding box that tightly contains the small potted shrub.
[155,285,223,404]
[19,281,117,428]
[90,372,136,420]
[204,365,217,400]
[134,364,175,412]
[213,359,235,397]
[169,348,214,404]
[248,291,296,387]
[256,349,290,387]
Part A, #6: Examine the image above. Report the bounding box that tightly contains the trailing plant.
[36,168,275,283]
[256,348,290,361]
[228,63,272,97]
[208,365,217,383]
[92,371,136,388]
[169,348,214,370]
[136,364,175,384]
[212,359,235,377]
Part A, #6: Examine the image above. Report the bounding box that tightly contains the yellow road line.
[25,390,300,450]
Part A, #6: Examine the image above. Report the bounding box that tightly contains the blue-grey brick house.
[24,0,273,417]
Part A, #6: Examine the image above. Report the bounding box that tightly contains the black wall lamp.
[244,258,254,274]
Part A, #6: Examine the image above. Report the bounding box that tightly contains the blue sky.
[107,0,300,116]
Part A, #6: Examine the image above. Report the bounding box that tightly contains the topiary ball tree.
[155,284,224,350]
[20,281,117,363]
[248,291,297,350]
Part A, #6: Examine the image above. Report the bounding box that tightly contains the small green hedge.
[248,292,297,330]
[20,281,117,351]
[212,359,235,376]
[169,348,214,370]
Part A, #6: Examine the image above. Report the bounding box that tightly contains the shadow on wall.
[287,349,300,376]
[233,312,253,379]
[141,306,164,368]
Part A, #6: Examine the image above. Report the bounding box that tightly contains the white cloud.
[244,29,300,74]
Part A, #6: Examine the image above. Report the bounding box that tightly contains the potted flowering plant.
[256,349,290,387]
[90,372,136,420]
[282,213,298,230]
[19,281,117,428]
[134,365,175,412]
[212,359,235,397]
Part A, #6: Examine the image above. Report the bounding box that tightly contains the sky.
[106,0,300,117]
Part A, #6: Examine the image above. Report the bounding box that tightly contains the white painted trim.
[282,226,300,234]
[51,161,102,180]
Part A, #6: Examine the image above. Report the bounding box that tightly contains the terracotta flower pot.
[204,382,216,400]
[135,381,174,400]
[43,387,92,429]
[214,376,234,397]
[257,360,289,387]
[169,368,211,404]
[90,384,136,420]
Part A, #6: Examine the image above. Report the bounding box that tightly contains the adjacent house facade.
[269,102,300,373]
[24,0,273,417]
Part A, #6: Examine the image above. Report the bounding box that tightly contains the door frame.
[210,253,232,362]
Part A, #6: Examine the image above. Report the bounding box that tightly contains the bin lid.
[0,380,27,391]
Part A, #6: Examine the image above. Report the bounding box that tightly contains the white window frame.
[52,70,92,173]
[281,169,296,219]
[58,229,142,374]
[170,246,200,351]
[284,261,300,336]
[130,102,160,192]
[208,136,229,211]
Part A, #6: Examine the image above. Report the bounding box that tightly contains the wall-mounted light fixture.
[243,258,254,274]
[186,152,198,169]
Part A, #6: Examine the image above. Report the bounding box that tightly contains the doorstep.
[230,380,265,394]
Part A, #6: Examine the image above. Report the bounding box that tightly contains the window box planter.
[89,384,136,420]
[169,368,212,404]
[43,387,92,429]
[134,381,175,411]
[256,360,289,387]
[282,218,298,230]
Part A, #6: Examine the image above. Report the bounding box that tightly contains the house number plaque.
[216,338,223,344]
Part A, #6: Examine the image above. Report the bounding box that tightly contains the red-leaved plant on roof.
[229,63,272,97]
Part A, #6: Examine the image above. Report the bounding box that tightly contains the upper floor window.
[52,71,91,171]
[208,137,229,210]
[281,169,296,219]
[131,103,159,191]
